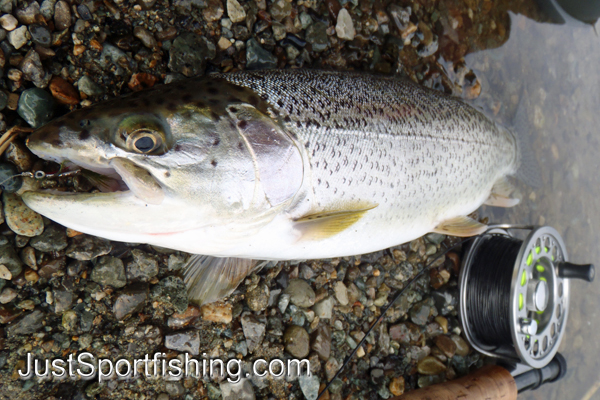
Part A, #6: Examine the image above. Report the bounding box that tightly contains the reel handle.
[557,262,595,282]
[390,365,517,400]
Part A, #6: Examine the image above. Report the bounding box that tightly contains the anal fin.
[484,177,520,208]
[294,203,378,240]
[433,215,488,237]
[182,255,256,305]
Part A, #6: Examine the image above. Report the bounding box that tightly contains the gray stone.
[126,249,158,281]
[91,256,127,288]
[313,296,333,319]
[0,287,17,303]
[17,87,56,128]
[0,15,17,31]
[65,235,112,260]
[284,279,315,308]
[133,26,158,49]
[246,281,269,312]
[40,0,56,20]
[284,325,309,358]
[77,4,92,20]
[298,375,320,400]
[30,224,67,252]
[165,382,185,396]
[168,32,215,77]
[165,330,200,355]
[410,302,431,325]
[113,284,148,320]
[149,276,187,313]
[311,325,331,360]
[77,76,104,97]
[98,43,137,74]
[0,163,21,193]
[278,293,290,314]
[305,22,328,52]
[54,1,71,30]
[333,281,348,305]
[241,312,266,353]
[0,243,23,279]
[53,290,73,313]
[8,310,45,335]
[16,2,40,24]
[21,49,48,88]
[270,0,291,21]
[8,26,29,50]
[62,310,78,330]
[245,38,277,70]
[220,379,255,400]
[226,0,246,23]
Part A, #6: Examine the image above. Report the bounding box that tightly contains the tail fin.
[512,90,542,188]
[182,255,256,305]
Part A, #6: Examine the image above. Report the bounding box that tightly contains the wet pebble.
[311,325,331,360]
[3,192,44,237]
[54,1,71,30]
[284,279,315,308]
[30,224,68,252]
[8,309,44,335]
[165,330,200,355]
[284,325,310,358]
[0,287,17,304]
[245,38,277,70]
[451,335,470,357]
[200,303,232,323]
[8,26,29,49]
[133,26,158,50]
[278,293,290,313]
[53,290,73,313]
[241,312,266,353]
[313,296,333,319]
[21,51,48,87]
[227,0,246,23]
[113,283,148,320]
[410,302,431,325]
[246,281,269,311]
[62,310,78,330]
[270,0,291,21]
[151,276,188,313]
[16,2,40,24]
[77,4,92,20]
[49,76,80,105]
[417,356,446,375]
[389,376,405,396]
[65,235,112,260]
[0,15,18,31]
[335,9,355,41]
[333,281,348,305]
[91,256,127,288]
[168,32,215,77]
[221,379,255,400]
[17,87,55,128]
[28,24,51,47]
[77,75,104,96]
[434,335,457,358]
[203,0,224,22]
[0,163,22,193]
[298,375,320,400]
[168,305,200,328]
[127,249,159,281]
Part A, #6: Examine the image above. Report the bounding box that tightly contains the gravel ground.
[0,0,560,399]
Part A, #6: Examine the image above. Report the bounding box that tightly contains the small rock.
[333,281,348,305]
[16,2,40,24]
[8,26,29,50]
[3,192,44,237]
[91,256,126,288]
[245,38,277,70]
[241,312,266,353]
[284,325,310,358]
[8,309,44,335]
[311,325,331,360]
[30,224,68,252]
[0,287,17,303]
[298,375,320,400]
[203,0,224,21]
[17,87,56,128]
[65,235,112,260]
[77,75,104,96]
[151,276,188,313]
[284,279,315,308]
[62,310,78,330]
[133,26,158,49]
[53,290,73,313]
[24,269,39,282]
[5,141,34,172]
[113,284,148,320]
[0,15,18,31]
[218,36,232,50]
[434,335,457,358]
[165,382,185,396]
[38,257,66,279]
[168,305,200,328]
[127,249,159,281]
[313,296,333,319]
[0,244,23,279]
[389,376,405,396]
[54,1,71,30]
[270,0,292,21]
[335,9,355,41]
[278,293,290,313]
[40,0,54,20]
[410,302,430,325]
[0,163,22,193]
[306,22,328,52]
[246,281,269,311]
[77,4,92,20]
[200,303,232,323]
[49,76,80,105]
[165,330,200,355]
[226,0,246,23]
[21,49,48,88]
[168,32,215,77]
[417,356,446,375]
[451,335,470,357]
[220,379,255,400]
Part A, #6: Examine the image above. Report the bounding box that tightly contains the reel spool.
[459,226,594,369]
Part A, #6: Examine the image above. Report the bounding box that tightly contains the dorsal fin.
[433,215,488,237]
[294,203,378,240]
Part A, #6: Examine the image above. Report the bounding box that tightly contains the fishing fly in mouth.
[12,69,533,305]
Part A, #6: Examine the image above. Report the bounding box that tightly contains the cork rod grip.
[391,365,518,400]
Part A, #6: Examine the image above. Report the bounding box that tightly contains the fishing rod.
[318,225,595,399]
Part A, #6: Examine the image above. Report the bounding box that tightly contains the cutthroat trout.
[22,69,530,304]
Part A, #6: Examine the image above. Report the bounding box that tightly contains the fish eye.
[126,129,162,154]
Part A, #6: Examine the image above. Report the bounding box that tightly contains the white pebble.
[335,9,356,41]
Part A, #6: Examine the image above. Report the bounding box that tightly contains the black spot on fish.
[213,138,220,146]
[211,160,218,167]
[248,96,259,106]
[165,171,171,178]
[284,116,291,123]
[260,93,268,101]
[229,106,239,113]
[78,129,90,140]
[237,120,248,129]
[208,87,219,95]
[238,142,244,150]
[210,111,220,121]
[277,99,284,108]
[182,94,193,103]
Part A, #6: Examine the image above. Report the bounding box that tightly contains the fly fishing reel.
[459,226,595,369]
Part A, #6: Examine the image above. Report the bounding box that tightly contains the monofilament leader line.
[317,237,474,399]
[466,235,522,347]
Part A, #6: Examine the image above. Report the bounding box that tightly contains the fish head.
[23,78,304,248]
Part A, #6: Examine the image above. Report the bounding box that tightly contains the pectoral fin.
[182,255,256,305]
[433,216,488,237]
[484,177,520,208]
[295,203,378,240]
